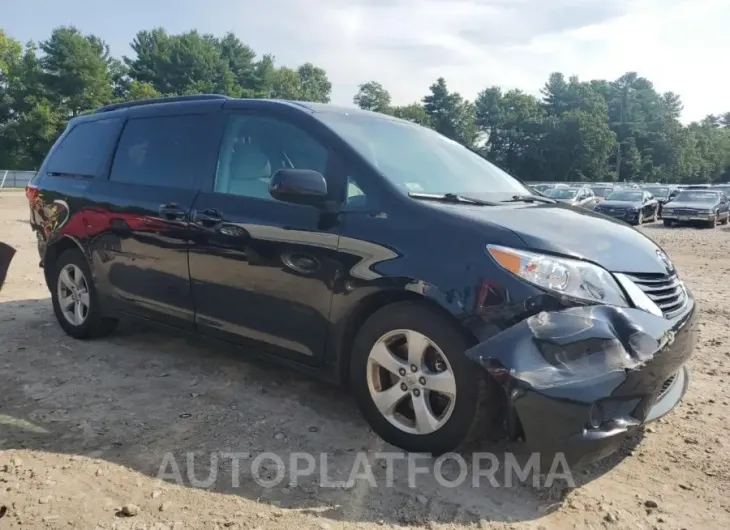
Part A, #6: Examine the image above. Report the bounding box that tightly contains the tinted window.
[606,191,643,201]
[46,118,120,178]
[215,114,328,200]
[109,115,211,189]
[675,191,720,202]
[548,189,577,199]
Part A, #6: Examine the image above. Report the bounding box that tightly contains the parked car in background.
[531,183,553,193]
[594,189,659,225]
[642,185,676,217]
[662,190,730,228]
[24,94,696,467]
[589,184,617,204]
[546,186,598,209]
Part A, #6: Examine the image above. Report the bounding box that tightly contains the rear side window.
[45,118,121,178]
[109,114,212,189]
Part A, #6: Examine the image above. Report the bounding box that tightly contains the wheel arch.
[43,236,88,290]
[333,289,477,386]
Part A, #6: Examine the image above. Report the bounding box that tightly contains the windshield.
[606,191,643,201]
[547,189,577,199]
[317,113,531,198]
[590,187,613,197]
[645,187,669,198]
[674,191,720,202]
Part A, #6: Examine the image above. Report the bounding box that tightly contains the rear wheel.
[350,301,492,454]
[51,249,117,339]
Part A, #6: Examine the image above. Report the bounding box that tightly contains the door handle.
[159,203,186,220]
[192,209,223,225]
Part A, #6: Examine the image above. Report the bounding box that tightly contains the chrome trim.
[614,273,663,317]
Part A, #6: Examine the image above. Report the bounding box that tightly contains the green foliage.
[1,25,729,183]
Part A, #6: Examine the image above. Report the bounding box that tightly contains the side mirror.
[269,169,328,207]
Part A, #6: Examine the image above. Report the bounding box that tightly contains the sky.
[2,0,728,123]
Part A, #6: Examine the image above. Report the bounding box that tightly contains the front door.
[88,112,221,328]
[188,111,342,362]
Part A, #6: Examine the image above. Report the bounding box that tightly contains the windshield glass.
[606,191,643,201]
[645,187,669,198]
[317,113,531,197]
[547,189,577,199]
[590,187,613,197]
[674,191,720,202]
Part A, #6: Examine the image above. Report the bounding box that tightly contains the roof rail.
[95,94,231,114]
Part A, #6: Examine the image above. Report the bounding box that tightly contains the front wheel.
[663,219,673,227]
[51,249,118,339]
[636,212,644,225]
[349,302,492,455]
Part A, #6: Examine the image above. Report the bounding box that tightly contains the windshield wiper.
[502,194,556,204]
[408,192,498,206]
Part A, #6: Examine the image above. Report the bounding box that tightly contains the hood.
[665,201,716,210]
[423,202,671,275]
[598,200,641,208]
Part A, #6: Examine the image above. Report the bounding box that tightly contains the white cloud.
[227,0,729,122]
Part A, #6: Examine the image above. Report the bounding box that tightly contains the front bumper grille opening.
[624,272,686,319]
[655,373,678,403]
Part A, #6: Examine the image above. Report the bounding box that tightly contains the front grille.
[655,373,677,403]
[624,272,686,318]
[671,208,698,215]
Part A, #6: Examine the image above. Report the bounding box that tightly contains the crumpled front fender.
[465,302,696,454]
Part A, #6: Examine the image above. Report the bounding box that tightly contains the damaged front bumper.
[466,296,696,469]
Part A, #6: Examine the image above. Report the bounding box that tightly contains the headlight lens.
[487,245,628,307]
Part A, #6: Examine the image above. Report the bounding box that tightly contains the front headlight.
[487,245,628,307]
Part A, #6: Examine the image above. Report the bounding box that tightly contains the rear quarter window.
[45,118,121,178]
[109,114,213,189]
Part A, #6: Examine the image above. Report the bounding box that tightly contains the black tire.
[349,301,493,455]
[50,249,118,339]
[651,208,658,222]
[663,219,673,227]
[722,214,729,225]
[636,212,643,225]
[707,216,718,229]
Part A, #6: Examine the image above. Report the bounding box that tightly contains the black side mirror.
[269,169,329,207]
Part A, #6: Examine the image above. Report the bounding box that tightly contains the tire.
[663,219,673,227]
[651,208,658,222]
[722,214,729,225]
[349,301,492,455]
[707,216,718,229]
[636,212,643,225]
[50,249,118,339]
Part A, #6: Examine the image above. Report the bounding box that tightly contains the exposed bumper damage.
[466,300,697,469]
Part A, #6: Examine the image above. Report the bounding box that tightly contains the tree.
[353,81,391,113]
[296,63,331,103]
[39,27,115,116]
[2,24,730,183]
[422,78,477,147]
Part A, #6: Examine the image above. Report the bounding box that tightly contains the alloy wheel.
[366,329,456,435]
[57,264,90,326]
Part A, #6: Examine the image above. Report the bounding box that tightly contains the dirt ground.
[1,189,729,530]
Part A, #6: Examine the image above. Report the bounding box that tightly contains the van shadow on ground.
[0,298,641,526]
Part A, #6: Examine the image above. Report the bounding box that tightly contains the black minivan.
[26,95,696,468]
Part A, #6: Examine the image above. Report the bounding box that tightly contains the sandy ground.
[1,189,729,530]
